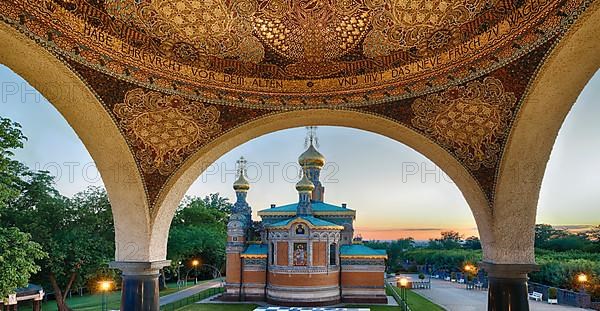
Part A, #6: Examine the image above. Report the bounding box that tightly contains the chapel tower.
[298,126,326,202]
[224,157,252,299]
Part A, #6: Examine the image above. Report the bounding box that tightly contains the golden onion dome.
[298,144,325,168]
[295,173,315,192]
[233,173,250,191]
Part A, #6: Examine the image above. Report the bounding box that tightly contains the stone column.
[480,262,538,311]
[110,260,171,311]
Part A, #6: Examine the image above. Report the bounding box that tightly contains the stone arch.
[0,23,154,262]
[494,2,600,264]
[154,109,494,261]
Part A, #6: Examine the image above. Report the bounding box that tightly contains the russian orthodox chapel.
[224,128,387,306]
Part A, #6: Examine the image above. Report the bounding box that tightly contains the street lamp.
[464,263,477,286]
[399,277,409,311]
[98,280,112,311]
[177,261,183,289]
[192,260,200,285]
[577,273,588,292]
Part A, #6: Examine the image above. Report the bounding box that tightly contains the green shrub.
[548,287,558,299]
[418,273,425,280]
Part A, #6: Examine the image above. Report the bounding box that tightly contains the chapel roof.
[241,244,268,257]
[340,244,388,258]
[267,216,344,230]
[258,202,355,217]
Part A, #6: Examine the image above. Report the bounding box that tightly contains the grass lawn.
[174,304,259,311]
[17,282,197,311]
[406,290,445,311]
[177,304,399,311]
[388,286,445,311]
[346,305,402,311]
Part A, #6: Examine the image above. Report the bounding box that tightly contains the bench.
[528,291,543,301]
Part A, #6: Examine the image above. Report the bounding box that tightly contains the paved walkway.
[159,279,223,306]
[397,275,591,311]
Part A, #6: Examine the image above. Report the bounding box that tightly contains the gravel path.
[159,279,222,306]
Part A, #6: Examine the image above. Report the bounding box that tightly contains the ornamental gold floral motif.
[113,89,221,175]
[105,0,265,63]
[411,77,516,171]
[103,0,492,69]
[363,0,496,58]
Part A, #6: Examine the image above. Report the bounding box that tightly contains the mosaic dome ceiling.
[0,0,593,207]
[0,0,585,106]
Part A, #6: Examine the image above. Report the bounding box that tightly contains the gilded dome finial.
[295,171,315,193]
[233,156,250,191]
[299,126,325,168]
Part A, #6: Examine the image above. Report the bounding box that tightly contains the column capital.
[110,260,171,276]
[479,262,539,279]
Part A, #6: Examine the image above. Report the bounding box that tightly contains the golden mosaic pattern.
[364,0,494,57]
[411,77,516,170]
[1,0,579,105]
[113,88,221,175]
[105,0,265,63]
[103,0,489,73]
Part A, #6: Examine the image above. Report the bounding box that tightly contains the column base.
[110,260,171,311]
[480,262,539,311]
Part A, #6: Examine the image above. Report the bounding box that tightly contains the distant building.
[224,128,387,306]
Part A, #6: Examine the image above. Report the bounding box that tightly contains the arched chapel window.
[329,243,337,265]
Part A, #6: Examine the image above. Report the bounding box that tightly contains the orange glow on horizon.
[355,227,480,241]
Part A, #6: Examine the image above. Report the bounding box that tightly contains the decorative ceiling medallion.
[114,88,221,175]
[105,0,265,63]
[411,77,516,170]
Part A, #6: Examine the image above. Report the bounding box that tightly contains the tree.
[3,175,115,311]
[167,193,232,280]
[0,116,117,310]
[428,231,463,250]
[463,236,482,250]
[535,224,568,248]
[0,227,47,299]
[172,194,231,227]
[201,193,232,215]
[542,235,590,252]
[364,238,414,272]
[0,117,28,207]
[0,117,47,299]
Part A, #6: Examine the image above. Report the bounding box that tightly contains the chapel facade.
[224,130,387,306]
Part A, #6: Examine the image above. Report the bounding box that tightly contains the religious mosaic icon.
[293,243,308,266]
[296,224,306,235]
[113,88,222,175]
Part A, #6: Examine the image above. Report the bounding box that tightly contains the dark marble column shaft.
[110,260,171,311]
[480,262,539,311]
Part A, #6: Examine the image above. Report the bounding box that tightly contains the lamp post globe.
[192,259,200,284]
[577,273,588,292]
[98,280,112,311]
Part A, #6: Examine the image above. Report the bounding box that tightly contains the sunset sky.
[1,65,599,240]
